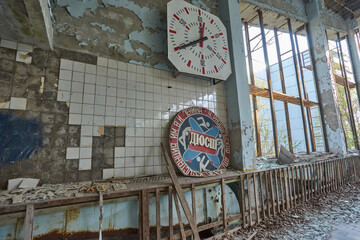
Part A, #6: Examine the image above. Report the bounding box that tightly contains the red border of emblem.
[169,107,230,177]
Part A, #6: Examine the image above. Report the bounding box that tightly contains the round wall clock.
[169,107,230,177]
[167,0,232,81]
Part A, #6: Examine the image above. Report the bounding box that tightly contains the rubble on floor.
[214,181,360,240]
[0,178,131,205]
[256,151,344,169]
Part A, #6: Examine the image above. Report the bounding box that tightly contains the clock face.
[167,0,232,81]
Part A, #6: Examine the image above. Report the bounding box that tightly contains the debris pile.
[257,151,341,169]
[214,181,360,240]
[0,178,128,205]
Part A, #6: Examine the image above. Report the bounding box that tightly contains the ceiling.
[240,2,306,34]
[324,0,360,20]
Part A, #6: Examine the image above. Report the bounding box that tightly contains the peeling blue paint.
[102,0,167,53]
[90,22,116,33]
[129,60,151,67]
[135,48,147,56]
[57,0,101,18]
[79,41,88,46]
[124,39,134,53]
[0,112,43,165]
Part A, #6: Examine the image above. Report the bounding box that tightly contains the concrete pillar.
[347,30,360,108]
[218,0,256,170]
[306,0,347,155]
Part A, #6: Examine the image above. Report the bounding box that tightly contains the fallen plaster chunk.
[112,183,127,191]
[12,195,23,204]
[8,178,25,191]
[18,178,40,189]
[277,146,295,165]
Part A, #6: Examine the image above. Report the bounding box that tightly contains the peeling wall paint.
[0,112,43,165]
[53,0,218,70]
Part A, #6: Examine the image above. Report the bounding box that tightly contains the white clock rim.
[167,0,232,81]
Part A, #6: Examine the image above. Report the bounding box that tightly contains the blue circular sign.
[169,107,230,177]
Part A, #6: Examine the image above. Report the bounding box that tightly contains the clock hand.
[175,36,208,51]
[200,22,205,47]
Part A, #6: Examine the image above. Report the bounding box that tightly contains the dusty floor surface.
[219,181,360,240]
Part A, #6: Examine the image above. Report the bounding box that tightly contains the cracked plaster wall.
[53,0,218,70]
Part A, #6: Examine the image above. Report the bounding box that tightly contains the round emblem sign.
[169,107,230,177]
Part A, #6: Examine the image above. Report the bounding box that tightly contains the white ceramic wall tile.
[66,147,80,159]
[0,39,17,49]
[103,168,114,179]
[79,159,92,170]
[9,97,27,110]
[16,51,32,64]
[57,57,228,176]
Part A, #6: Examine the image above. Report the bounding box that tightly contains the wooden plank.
[264,171,271,216]
[279,168,285,211]
[174,193,186,240]
[240,175,247,228]
[269,171,276,216]
[246,174,253,226]
[191,184,196,223]
[304,165,308,201]
[273,170,280,214]
[169,186,173,240]
[291,167,297,206]
[248,84,319,108]
[295,166,301,203]
[139,191,143,240]
[258,172,266,221]
[221,178,227,231]
[156,188,161,240]
[162,143,200,240]
[253,173,261,223]
[287,168,294,208]
[284,168,290,210]
[353,158,357,181]
[142,190,150,240]
[299,165,304,203]
[306,165,311,200]
[310,163,315,197]
[24,204,34,240]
